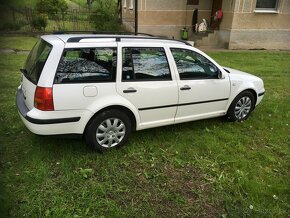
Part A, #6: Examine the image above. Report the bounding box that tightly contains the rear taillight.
[34,86,54,111]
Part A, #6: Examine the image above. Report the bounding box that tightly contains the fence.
[0,6,121,32]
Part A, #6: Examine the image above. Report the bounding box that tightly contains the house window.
[255,0,279,12]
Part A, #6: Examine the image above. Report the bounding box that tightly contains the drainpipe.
[135,0,138,34]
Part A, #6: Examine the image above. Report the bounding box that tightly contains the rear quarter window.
[23,39,52,84]
[55,48,117,83]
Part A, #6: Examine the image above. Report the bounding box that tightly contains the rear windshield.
[23,39,52,84]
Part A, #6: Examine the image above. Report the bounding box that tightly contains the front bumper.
[256,91,265,106]
[16,88,93,135]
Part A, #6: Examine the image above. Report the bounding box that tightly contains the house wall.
[122,0,290,50]
[138,0,213,38]
[227,0,290,49]
[122,0,213,38]
[122,0,136,32]
[217,0,235,48]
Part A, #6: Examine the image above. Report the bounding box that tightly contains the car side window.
[55,47,117,83]
[122,47,171,81]
[171,48,219,80]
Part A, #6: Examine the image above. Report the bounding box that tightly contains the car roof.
[41,34,191,46]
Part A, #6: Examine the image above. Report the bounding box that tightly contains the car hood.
[223,67,261,82]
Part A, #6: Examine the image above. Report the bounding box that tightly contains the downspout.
[135,0,138,34]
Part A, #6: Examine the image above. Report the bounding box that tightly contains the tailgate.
[21,75,36,110]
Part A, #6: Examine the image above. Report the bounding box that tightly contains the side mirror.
[218,70,225,79]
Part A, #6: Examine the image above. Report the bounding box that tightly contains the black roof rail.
[66,35,192,46]
[53,30,154,37]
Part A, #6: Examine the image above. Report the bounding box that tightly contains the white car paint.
[224,67,265,108]
[17,34,265,136]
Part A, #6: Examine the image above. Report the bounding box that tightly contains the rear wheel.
[85,110,132,152]
[227,91,255,122]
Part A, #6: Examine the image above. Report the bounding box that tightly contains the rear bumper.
[16,88,93,135]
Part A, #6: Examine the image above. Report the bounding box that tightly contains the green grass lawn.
[0,36,38,50]
[0,37,289,217]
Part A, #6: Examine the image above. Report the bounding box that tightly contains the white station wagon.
[16,34,265,151]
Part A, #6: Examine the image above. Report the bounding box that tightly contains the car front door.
[169,47,231,123]
[116,44,179,130]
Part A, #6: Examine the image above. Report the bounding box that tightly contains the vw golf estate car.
[16,34,265,151]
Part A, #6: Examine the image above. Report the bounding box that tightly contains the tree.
[90,0,121,31]
[35,0,68,15]
[30,14,48,31]
[87,0,94,12]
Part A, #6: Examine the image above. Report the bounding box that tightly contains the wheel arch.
[83,105,137,135]
[227,88,258,113]
[244,88,258,106]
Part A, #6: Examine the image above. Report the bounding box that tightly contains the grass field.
[0,36,289,217]
[0,36,38,50]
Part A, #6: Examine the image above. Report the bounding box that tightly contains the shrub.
[0,22,21,31]
[90,0,121,31]
[35,0,68,14]
[30,14,48,31]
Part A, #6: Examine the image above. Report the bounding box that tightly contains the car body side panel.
[224,67,265,110]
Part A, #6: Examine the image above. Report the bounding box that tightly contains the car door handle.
[180,85,191,91]
[123,88,137,93]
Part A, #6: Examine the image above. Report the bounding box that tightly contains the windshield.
[23,39,52,84]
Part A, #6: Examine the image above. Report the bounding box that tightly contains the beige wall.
[139,0,212,38]
[122,0,290,49]
[122,0,212,38]
[122,0,135,32]
[226,0,290,49]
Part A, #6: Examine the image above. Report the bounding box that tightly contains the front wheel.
[227,91,255,122]
[85,110,132,152]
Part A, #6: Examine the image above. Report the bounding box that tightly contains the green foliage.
[0,0,38,8]
[90,0,121,31]
[30,14,48,31]
[35,0,68,14]
[0,22,22,31]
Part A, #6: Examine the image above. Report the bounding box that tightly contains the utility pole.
[135,0,138,34]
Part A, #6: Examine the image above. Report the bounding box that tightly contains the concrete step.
[192,30,219,47]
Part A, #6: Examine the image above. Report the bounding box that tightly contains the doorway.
[210,0,223,29]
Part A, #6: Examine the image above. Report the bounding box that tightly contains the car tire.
[227,91,255,122]
[85,109,132,152]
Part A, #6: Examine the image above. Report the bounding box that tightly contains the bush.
[91,13,121,31]
[0,22,21,31]
[35,0,68,14]
[90,0,121,31]
[30,14,48,31]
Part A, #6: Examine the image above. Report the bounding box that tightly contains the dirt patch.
[104,157,223,217]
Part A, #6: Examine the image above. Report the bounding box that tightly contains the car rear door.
[116,43,179,130]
